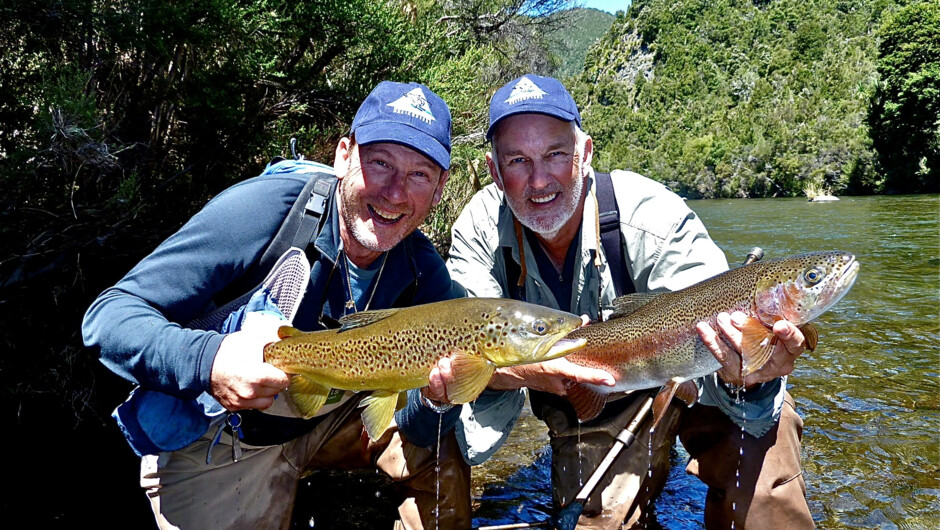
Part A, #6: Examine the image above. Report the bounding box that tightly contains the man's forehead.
[492,114,576,150]
[359,141,441,170]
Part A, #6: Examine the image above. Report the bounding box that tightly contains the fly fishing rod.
[470,394,654,530]
[474,248,765,530]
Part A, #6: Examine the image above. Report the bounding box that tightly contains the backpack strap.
[187,166,337,331]
[594,171,634,297]
[258,169,336,272]
[503,245,525,302]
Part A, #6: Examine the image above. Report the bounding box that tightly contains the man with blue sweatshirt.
[83,81,469,529]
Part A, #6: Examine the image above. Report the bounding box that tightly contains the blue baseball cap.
[351,81,452,169]
[487,74,582,141]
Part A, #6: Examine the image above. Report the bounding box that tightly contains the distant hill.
[570,0,908,198]
[546,7,616,79]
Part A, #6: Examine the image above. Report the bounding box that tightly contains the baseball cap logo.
[505,76,547,104]
[386,87,436,123]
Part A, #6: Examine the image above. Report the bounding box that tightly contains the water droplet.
[375,491,381,498]
[308,517,315,528]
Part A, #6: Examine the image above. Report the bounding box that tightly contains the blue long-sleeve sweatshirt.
[82,163,461,455]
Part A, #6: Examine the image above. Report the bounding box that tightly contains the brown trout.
[564,251,859,425]
[263,297,587,440]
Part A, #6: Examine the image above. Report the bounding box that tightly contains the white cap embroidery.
[505,76,547,104]
[387,87,436,123]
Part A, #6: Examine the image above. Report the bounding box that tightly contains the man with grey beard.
[429,74,815,529]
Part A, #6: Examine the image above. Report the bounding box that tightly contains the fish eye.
[803,267,824,285]
[531,319,549,335]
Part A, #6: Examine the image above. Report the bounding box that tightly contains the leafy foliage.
[572,0,899,198]
[868,0,940,193]
[545,8,616,79]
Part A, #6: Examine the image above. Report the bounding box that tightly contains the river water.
[471,194,940,529]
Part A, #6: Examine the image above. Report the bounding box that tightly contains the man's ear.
[486,152,504,191]
[334,137,352,179]
[431,170,449,207]
[581,136,594,178]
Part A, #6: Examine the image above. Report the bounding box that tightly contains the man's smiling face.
[336,140,447,264]
[490,113,587,237]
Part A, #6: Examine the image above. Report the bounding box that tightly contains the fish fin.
[338,308,400,331]
[799,323,819,352]
[277,325,302,340]
[286,376,330,419]
[447,352,496,404]
[608,293,659,319]
[739,317,777,376]
[674,380,699,407]
[566,383,607,422]
[359,390,399,441]
[396,391,409,411]
[651,381,681,432]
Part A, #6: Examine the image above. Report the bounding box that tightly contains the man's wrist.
[716,375,773,401]
[419,390,454,413]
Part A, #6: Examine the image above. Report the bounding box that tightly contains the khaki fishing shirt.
[446,168,787,465]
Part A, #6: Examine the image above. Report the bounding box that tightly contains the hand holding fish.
[422,356,454,405]
[487,358,616,396]
[697,311,807,388]
[422,355,615,403]
[211,315,291,411]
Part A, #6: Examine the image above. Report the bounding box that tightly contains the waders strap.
[594,171,634,297]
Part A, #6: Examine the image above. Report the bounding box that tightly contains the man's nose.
[383,170,408,202]
[528,159,555,189]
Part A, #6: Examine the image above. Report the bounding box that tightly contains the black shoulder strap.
[503,245,525,301]
[594,171,634,297]
[258,171,337,272]
[187,170,337,331]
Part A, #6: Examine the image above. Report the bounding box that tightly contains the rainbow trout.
[564,251,859,425]
[263,297,587,440]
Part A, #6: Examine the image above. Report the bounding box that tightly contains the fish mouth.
[805,255,860,322]
[543,337,587,360]
[840,258,859,291]
[826,257,859,305]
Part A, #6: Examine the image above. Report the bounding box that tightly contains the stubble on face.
[337,142,444,262]
[492,117,587,240]
[502,157,584,239]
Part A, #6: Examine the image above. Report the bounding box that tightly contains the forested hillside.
[1,0,936,526]
[546,7,616,78]
[573,0,938,198]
